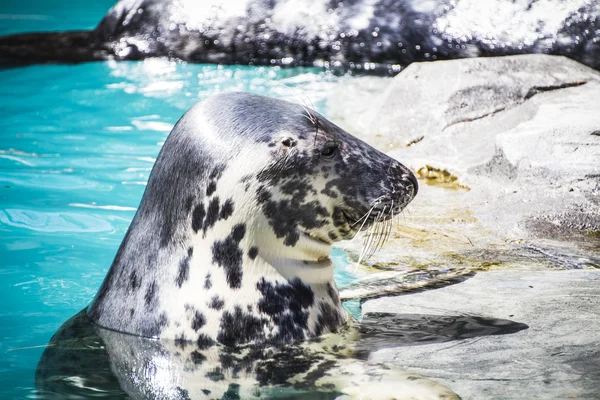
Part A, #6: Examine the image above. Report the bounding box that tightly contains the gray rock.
[361,270,600,400]
[329,55,600,271]
[327,53,600,400]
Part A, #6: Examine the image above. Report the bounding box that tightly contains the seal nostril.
[407,173,419,196]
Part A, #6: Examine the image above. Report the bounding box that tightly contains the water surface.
[0,14,356,396]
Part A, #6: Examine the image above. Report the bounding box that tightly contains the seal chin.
[272,257,335,284]
[300,229,333,246]
[296,228,333,259]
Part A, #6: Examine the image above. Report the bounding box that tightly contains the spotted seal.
[87,91,418,343]
[1,0,599,72]
[35,93,528,399]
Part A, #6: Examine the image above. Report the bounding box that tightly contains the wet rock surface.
[362,270,600,400]
[330,54,600,271]
[330,54,599,399]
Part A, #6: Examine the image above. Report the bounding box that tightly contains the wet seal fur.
[1,0,599,73]
[35,93,528,399]
[87,91,419,344]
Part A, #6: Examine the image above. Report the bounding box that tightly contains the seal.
[86,91,418,344]
[35,93,528,399]
[1,0,598,72]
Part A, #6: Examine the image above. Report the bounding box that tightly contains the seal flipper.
[339,268,476,302]
[35,309,128,399]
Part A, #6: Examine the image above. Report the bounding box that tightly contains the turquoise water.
[0,3,357,398]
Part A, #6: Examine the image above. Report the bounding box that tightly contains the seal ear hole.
[281,137,296,148]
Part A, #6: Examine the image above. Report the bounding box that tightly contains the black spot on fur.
[197,334,215,349]
[192,204,205,233]
[248,246,259,260]
[174,333,188,348]
[255,185,329,247]
[331,206,348,227]
[144,281,158,309]
[314,302,345,336]
[191,311,206,331]
[293,360,337,390]
[204,273,212,290]
[328,231,338,241]
[218,352,240,374]
[257,278,315,342]
[175,387,191,400]
[253,345,323,387]
[217,306,268,346]
[327,282,340,305]
[206,368,225,382]
[201,389,211,395]
[231,224,245,241]
[222,383,241,400]
[140,312,167,337]
[206,180,217,196]
[203,197,220,233]
[129,270,140,292]
[211,224,246,289]
[209,164,226,180]
[184,195,194,213]
[176,247,193,288]
[219,198,234,220]
[209,296,225,310]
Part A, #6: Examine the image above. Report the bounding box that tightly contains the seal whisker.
[272,80,316,126]
[357,226,371,263]
[370,195,386,206]
[350,204,375,234]
[361,207,383,263]
[386,205,394,246]
[295,112,318,125]
[344,205,375,267]
[372,207,388,257]
[370,209,385,259]
[385,199,395,245]
[358,211,377,263]
[372,205,388,255]
[350,209,372,228]
[378,210,391,255]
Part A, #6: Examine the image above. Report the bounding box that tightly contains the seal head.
[87,92,417,346]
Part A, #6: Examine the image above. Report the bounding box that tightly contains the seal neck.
[87,140,348,344]
[87,212,347,344]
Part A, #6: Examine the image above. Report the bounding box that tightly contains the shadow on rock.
[353,313,529,357]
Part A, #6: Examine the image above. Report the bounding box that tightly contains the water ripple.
[0,209,115,233]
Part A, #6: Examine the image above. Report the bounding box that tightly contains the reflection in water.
[36,310,527,399]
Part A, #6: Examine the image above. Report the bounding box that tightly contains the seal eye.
[321,143,337,158]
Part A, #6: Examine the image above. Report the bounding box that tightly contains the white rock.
[361,270,600,400]
[329,54,600,270]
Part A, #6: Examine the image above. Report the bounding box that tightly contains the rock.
[2,0,599,71]
[329,55,600,272]
[361,269,600,400]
